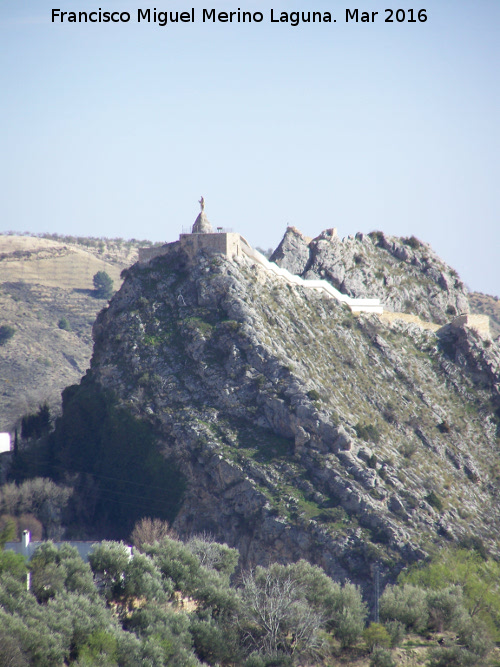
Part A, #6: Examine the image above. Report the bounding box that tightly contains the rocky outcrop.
[270,226,311,275]
[272,227,470,325]
[53,236,500,595]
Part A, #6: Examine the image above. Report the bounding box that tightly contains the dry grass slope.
[0,235,142,432]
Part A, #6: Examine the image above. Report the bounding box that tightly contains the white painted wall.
[239,237,384,314]
[0,433,11,453]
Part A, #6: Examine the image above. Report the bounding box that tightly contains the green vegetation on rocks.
[0,324,15,345]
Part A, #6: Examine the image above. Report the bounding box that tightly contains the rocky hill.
[271,227,470,325]
[0,235,156,432]
[43,231,500,598]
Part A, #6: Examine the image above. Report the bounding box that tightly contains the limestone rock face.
[272,228,470,325]
[60,237,500,594]
[269,226,311,275]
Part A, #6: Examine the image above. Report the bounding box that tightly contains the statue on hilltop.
[192,196,213,234]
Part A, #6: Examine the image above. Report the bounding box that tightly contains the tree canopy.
[93,271,114,298]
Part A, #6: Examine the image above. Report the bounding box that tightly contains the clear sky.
[1,1,499,295]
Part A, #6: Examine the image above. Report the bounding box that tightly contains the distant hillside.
[0,234,157,432]
[469,292,500,338]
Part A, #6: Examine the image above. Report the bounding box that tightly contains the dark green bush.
[425,491,443,513]
[93,271,114,299]
[57,317,71,331]
[0,325,15,346]
[307,389,321,401]
[355,422,381,445]
[402,235,422,250]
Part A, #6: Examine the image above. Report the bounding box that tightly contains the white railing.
[239,236,383,314]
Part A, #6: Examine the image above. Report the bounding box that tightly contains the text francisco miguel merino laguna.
[51,7,429,25]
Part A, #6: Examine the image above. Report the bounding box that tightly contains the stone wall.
[179,232,242,260]
[136,231,492,329]
[240,238,383,314]
[138,241,179,264]
[451,314,491,338]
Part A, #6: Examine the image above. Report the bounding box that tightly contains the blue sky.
[1,1,499,295]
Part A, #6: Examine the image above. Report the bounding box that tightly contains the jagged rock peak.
[269,226,312,275]
[271,226,469,325]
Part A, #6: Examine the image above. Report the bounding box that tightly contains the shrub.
[402,235,422,250]
[57,317,71,331]
[400,442,417,459]
[456,615,493,658]
[425,491,443,512]
[458,536,488,560]
[0,325,15,346]
[130,517,175,550]
[190,617,241,665]
[380,584,428,632]
[384,620,405,647]
[307,389,321,401]
[363,623,391,652]
[355,422,381,445]
[426,587,467,632]
[427,646,483,667]
[370,647,396,667]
